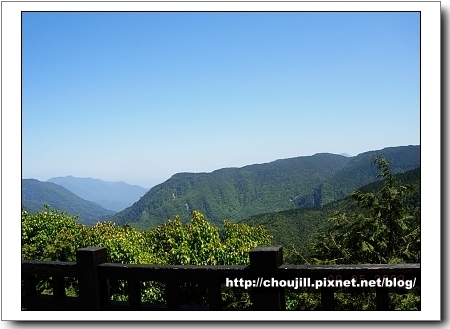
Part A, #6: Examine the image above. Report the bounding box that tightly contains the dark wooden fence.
[22,246,420,311]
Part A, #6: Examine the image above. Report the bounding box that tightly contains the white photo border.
[1,0,441,322]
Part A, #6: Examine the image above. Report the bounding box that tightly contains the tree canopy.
[310,156,420,265]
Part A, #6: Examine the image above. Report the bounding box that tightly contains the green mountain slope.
[112,145,419,230]
[242,167,420,252]
[295,145,420,207]
[112,153,352,229]
[22,179,116,225]
[47,176,148,212]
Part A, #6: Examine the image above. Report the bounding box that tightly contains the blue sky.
[22,12,420,189]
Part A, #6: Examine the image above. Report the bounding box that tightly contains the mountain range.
[46,176,148,211]
[111,145,420,230]
[22,179,116,225]
[22,145,419,230]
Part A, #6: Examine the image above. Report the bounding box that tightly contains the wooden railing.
[21,246,420,311]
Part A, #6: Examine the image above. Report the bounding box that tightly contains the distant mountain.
[22,179,116,225]
[47,176,148,212]
[338,153,352,157]
[242,167,420,252]
[111,145,419,230]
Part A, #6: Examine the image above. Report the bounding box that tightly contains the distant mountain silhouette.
[47,176,148,212]
[22,179,116,225]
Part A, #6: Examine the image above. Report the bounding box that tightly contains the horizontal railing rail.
[21,246,420,311]
[98,263,249,282]
[97,263,250,310]
[278,263,420,310]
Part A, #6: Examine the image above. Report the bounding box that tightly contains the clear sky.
[22,12,420,189]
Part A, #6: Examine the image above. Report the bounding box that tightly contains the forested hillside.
[295,145,420,207]
[22,179,116,225]
[112,153,352,229]
[112,145,419,230]
[242,167,420,253]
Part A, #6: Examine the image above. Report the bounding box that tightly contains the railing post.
[249,246,284,310]
[376,287,390,310]
[52,277,66,299]
[128,280,142,307]
[321,288,335,310]
[208,281,222,310]
[23,274,37,297]
[76,247,108,310]
[165,281,182,310]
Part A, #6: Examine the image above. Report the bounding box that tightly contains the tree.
[311,156,420,265]
[304,156,420,310]
[143,210,272,307]
[22,205,86,262]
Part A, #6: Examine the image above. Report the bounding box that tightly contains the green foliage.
[21,206,87,296]
[310,156,420,265]
[21,208,272,307]
[22,205,86,261]
[145,211,272,266]
[21,205,153,264]
[147,211,223,265]
[241,167,420,263]
[85,222,155,264]
[297,157,421,311]
[243,207,334,257]
[145,212,272,307]
[221,219,272,264]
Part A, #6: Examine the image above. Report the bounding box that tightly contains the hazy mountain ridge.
[47,176,148,211]
[111,145,419,230]
[22,179,116,225]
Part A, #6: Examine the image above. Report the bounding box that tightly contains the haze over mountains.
[46,176,148,211]
[22,177,148,225]
[22,179,116,225]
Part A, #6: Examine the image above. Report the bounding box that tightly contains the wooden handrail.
[21,246,420,311]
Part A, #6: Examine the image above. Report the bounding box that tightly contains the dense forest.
[22,156,420,310]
